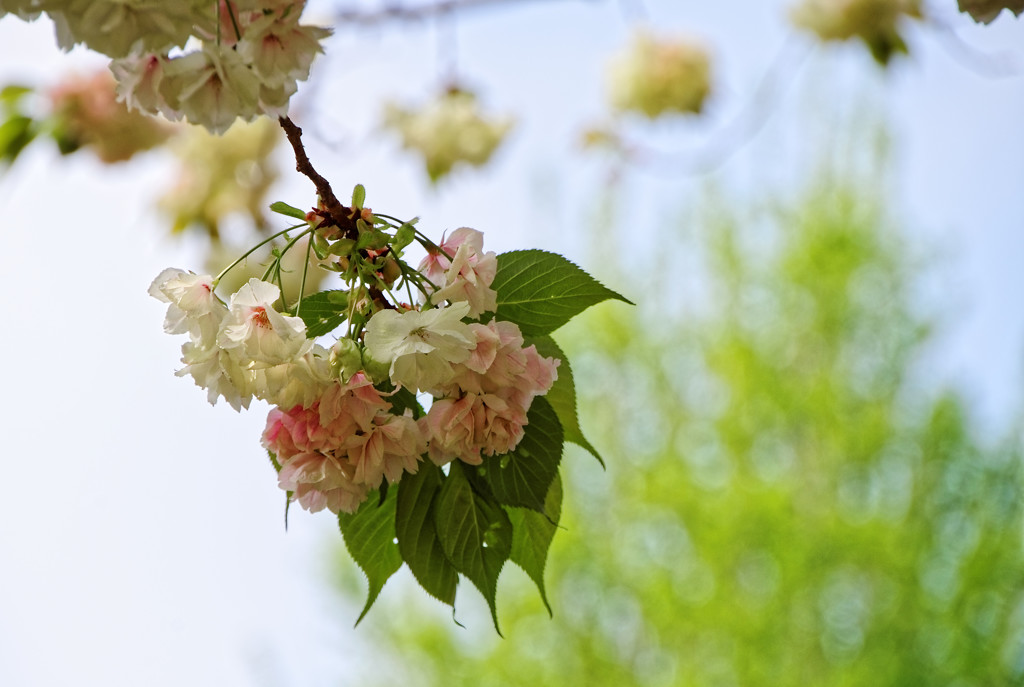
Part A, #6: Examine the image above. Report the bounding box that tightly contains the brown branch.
[333,0,590,25]
[278,115,359,239]
[278,115,396,311]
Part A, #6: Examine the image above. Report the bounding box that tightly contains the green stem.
[213,223,305,287]
[260,226,313,293]
[224,0,243,42]
[373,213,410,225]
[413,231,454,261]
[296,229,314,317]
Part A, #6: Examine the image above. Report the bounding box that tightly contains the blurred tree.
[341,164,1024,686]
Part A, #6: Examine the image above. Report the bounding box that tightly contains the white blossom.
[253,344,334,408]
[218,278,311,366]
[160,45,262,134]
[176,342,253,411]
[364,302,477,391]
[111,52,176,119]
[236,10,329,88]
[148,267,226,345]
[46,0,205,58]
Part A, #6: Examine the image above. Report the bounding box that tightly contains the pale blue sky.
[0,2,1021,685]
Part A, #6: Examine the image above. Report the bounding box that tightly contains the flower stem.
[213,223,305,287]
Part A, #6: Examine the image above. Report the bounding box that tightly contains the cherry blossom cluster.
[151,226,558,515]
[2,0,329,133]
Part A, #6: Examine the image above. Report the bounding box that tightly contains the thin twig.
[929,17,1020,78]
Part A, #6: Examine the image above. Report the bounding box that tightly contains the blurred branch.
[332,0,593,25]
[928,17,1020,77]
[612,37,814,177]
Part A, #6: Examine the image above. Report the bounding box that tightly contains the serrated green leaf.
[480,396,563,511]
[266,449,282,473]
[352,183,366,209]
[434,461,512,634]
[492,250,633,336]
[337,487,402,624]
[395,465,458,606]
[295,290,349,337]
[270,201,307,220]
[507,472,562,615]
[530,336,604,467]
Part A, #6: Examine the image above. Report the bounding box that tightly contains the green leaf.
[388,386,426,419]
[270,201,307,220]
[266,449,282,473]
[393,223,415,252]
[434,461,512,634]
[356,227,389,251]
[352,183,366,209]
[507,472,562,615]
[295,290,349,337]
[0,85,32,106]
[480,395,563,511]
[328,238,356,256]
[0,115,36,166]
[492,250,633,336]
[530,336,604,466]
[311,232,329,260]
[395,465,459,606]
[337,487,402,624]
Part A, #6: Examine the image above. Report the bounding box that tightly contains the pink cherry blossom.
[417,227,498,317]
[318,372,392,435]
[449,320,559,400]
[343,413,425,487]
[425,318,559,464]
[425,391,528,466]
[262,373,427,513]
[276,450,369,515]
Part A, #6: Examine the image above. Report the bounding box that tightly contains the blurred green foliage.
[341,171,1024,686]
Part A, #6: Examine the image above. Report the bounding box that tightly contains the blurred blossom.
[789,0,923,64]
[607,32,712,118]
[384,89,514,182]
[158,117,280,236]
[48,69,174,163]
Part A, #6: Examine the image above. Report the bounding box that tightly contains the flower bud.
[329,338,363,382]
[380,256,402,285]
[360,349,393,386]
